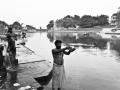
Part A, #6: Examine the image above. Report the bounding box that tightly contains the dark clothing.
[7,33,16,67]
[7,38,16,57]
[0,53,4,68]
[0,52,7,86]
[0,46,4,68]
[0,67,7,85]
[22,32,26,38]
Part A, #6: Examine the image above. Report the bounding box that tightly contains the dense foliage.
[47,20,54,29]
[47,14,109,29]
[0,21,8,29]
[0,20,37,31]
[12,21,22,30]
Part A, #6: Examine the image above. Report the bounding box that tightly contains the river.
[23,31,120,90]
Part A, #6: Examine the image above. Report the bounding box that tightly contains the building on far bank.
[110,13,117,26]
[116,7,120,28]
[110,7,120,27]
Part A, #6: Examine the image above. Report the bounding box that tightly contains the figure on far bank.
[21,31,26,39]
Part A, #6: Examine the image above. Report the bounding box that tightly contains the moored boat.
[101,28,120,34]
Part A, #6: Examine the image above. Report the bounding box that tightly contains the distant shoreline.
[48,28,102,33]
[47,26,115,33]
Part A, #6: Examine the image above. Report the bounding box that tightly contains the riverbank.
[0,32,53,90]
[1,43,52,90]
[16,39,52,89]
[48,25,115,33]
[48,28,102,33]
[12,32,120,90]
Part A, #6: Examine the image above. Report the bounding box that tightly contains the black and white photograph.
[0,0,120,90]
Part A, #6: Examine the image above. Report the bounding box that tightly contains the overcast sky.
[0,0,120,29]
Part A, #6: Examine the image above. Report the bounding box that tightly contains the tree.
[56,15,77,28]
[63,18,73,28]
[0,21,8,33]
[74,15,80,20]
[12,21,22,30]
[56,19,64,28]
[47,14,109,29]
[64,15,72,19]
[0,21,8,29]
[47,20,54,29]
[80,15,94,28]
[80,15,109,28]
[97,15,109,26]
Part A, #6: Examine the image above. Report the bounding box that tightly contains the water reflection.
[110,40,120,61]
[2,31,120,90]
[47,32,108,50]
[24,32,120,90]
[47,31,120,62]
[110,40,120,53]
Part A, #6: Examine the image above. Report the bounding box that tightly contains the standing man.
[0,45,5,69]
[6,26,16,68]
[52,40,75,90]
[0,45,7,88]
[21,31,26,39]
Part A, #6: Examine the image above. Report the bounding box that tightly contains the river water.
[24,31,120,90]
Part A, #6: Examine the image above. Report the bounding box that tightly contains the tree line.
[0,21,36,30]
[47,14,109,29]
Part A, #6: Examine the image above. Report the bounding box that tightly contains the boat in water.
[96,28,120,39]
[101,28,120,35]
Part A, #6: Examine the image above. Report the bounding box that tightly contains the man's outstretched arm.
[52,47,69,54]
[63,48,76,55]
[63,50,70,55]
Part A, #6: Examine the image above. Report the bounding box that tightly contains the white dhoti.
[52,63,65,89]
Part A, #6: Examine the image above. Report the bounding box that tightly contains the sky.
[0,0,120,29]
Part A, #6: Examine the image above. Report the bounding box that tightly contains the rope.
[19,43,48,59]
[19,60,46,64]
